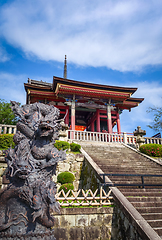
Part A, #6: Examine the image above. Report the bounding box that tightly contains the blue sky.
[0,0,162,137]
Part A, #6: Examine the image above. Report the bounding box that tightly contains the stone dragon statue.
[0,102,66,239]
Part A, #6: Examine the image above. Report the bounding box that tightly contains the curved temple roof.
[24,76,144,110]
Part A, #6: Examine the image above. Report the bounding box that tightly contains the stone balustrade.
[145,136,162,145]
[0,124,16,134]
[68,130,137,145]
[0,124,162,147]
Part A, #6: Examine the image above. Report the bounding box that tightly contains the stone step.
[101,170,162,175]
[136,207,162,214]
[96,162,160,167]
[153,227,162,236]
[109,176,162,180]
[131,201,162,208]
[119,187,162,190]
[147,220,162,228]
[101,169,162,174]
[120,188,162,193]
[122,192,162,197]
[109,181,162,187]
[127,197,162,202]
[142,213,162,220]
[96,164,159,169]
[107,174,162,178]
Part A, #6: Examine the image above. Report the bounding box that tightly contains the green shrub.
[139,144,162,157]
[70,143,81,152]
[57,171,75,184]
[54,140,70,151]
[0,134,15,149]
[58,183,74,194]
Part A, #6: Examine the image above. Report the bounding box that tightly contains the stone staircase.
[79,142,162,238]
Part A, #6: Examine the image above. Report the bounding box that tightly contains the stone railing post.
[3,126,7,134]
[123,132,127,144]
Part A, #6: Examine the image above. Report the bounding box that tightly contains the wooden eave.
[116,97,144,109]
[125,97,144,103]
[55,83,132,101]
[29,89,56,97]
[53,76,137,94]
[24,83,52,92]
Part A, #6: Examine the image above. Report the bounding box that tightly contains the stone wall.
[53,153,84,191]
[52,204,146,240]
[52,207,113,240]
[111,205,143,240]
[79,158,101,191]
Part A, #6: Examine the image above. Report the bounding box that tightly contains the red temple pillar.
[107,104,112,133]
[116,111,121,134]
[71,100,75,130]
[96,109,100,132]
[91,121,94,132]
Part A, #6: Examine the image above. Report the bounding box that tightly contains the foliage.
[139,144,162,157]
[54,141,81,153]
[147,107,162,132]
[54,140,70,151]
[0,99,18,125]
[0,134,15,149]
[58,183,74,194]
[57,171,75,184]
[70,142,81,152]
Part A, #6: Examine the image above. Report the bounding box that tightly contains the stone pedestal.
[133,126,146,148]
[59,120,69,141]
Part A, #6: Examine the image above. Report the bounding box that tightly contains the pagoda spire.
[63,55,67,79]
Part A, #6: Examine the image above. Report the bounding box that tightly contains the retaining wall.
[53,207,113,240]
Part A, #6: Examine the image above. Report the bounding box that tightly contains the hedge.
[139,144,162,157]
[57,171,75,184]
[54,141,70,151]
[0,134,15,149]
[54,141,81,153]
[70,142,81,152]
[58,183,74,194]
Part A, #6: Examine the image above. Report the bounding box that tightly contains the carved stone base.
[0,197,56,240]
[0,230,56,240]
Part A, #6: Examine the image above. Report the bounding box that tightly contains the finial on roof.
[64,55,67,79]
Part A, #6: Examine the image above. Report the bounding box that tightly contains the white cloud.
[0,72,26,103]
[120,81,162,136]
[0,0,162,71]
[0,72,52,104]
[0,46,10,62]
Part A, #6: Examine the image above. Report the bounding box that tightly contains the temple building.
[24,57,144,134]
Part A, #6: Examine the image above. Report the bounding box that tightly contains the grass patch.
[60,204,115,208]
[66,151,81,154]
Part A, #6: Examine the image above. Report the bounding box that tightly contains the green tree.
[147,106,162,132]
[0,99,18,125]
